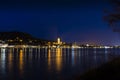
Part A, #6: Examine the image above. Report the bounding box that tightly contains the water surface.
[0,47,120,80]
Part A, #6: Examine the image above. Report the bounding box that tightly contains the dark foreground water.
[0,47,120,80]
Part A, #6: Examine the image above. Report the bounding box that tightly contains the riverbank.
[73,57,120,80]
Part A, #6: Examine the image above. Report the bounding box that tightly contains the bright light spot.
[104,46,110,49]
[86,44,89,47]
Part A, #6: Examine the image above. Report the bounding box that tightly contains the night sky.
[0,0,119,45]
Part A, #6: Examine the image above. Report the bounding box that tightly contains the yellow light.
[10,40,13,42]
[57,38,61,44]
[19,49,24,75]
[48,49,51,70]
[20,40,23,42]
[56,48,62,71]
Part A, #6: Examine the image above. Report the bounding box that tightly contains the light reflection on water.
[55,48,62,72]
[8,49,13,72]
[0,48,6,74]
[48,49,51,70]
[72,48,74,65]
[0,48,119,80]
[19,50,24,76]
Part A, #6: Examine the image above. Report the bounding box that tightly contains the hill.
[0,31,53,45]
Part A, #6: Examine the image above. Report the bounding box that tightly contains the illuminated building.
[57,37,62,45]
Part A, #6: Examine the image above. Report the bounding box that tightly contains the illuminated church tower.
[57,37,62,45]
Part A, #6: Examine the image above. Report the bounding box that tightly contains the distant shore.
[72,57,120,80]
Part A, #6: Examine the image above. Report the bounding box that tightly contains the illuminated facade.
[57,37,62,45]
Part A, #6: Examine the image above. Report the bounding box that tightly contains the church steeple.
[57,37,61,44]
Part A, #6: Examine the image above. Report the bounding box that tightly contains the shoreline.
[72,57,120,80]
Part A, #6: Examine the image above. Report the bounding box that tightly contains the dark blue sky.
[0,0,120,45]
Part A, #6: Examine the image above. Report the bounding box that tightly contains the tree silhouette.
[105,0,120,32]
